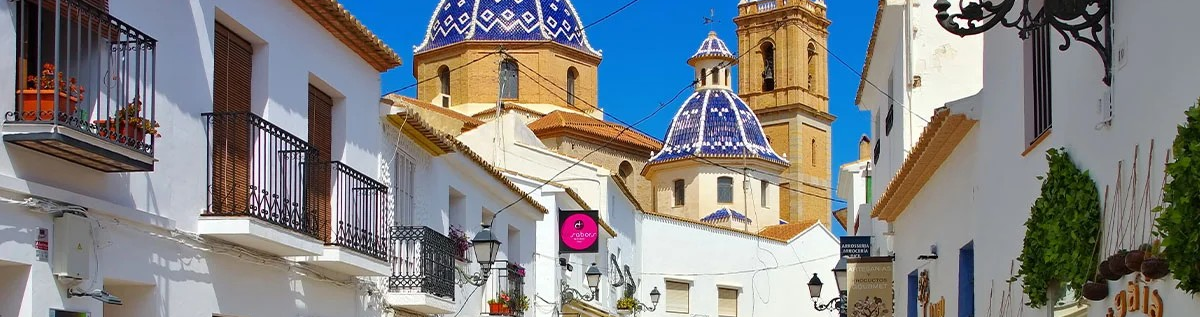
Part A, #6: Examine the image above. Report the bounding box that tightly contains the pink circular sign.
[561,213,598,251]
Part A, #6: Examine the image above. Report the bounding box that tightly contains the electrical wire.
[380,0,645,97]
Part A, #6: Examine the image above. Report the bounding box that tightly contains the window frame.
[673,179,686,206]
[760,180,768,207]
[500,59,519,99]
[1024,23,1053,147]
[761,42,776,91]
[566,67,578,106]
[717,176,734,204]
[665,280,691,314]
[717,287,739,317]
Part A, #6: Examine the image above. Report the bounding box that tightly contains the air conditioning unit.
[433,94,452,108]
[52,212,93,285]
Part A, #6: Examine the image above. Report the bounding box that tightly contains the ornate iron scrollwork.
[933,0,1113,85]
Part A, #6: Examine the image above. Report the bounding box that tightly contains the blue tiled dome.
[649,89,788,166]
[415,0,601,57]
[688,31,736,66]
[701,207,751,223]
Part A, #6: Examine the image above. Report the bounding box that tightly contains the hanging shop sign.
[559,210,599,254]
[847,257,894,317]
[1107,275,1164,317]
[840,236,872,258]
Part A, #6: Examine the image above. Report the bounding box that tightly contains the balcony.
[291,161,390,276]
[483,261,527,317]
[199,112,323,257]
[385,226,457,314]
[3,0,158,172]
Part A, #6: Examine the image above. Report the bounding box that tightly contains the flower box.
[488,302,511,315]
[17,89,78,121]
[94,119,147,143]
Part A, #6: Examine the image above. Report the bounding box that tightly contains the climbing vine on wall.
[1154,100,1200,294]
[1014,148,1102,308]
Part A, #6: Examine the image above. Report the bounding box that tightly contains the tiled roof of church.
[648,89,788,166]
[689,31,736,65]
[415,0,601,56]
[528,110,662,153]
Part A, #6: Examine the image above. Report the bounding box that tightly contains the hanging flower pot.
[1082,277,1109,301]
[1109,250,1134,276]
[1099,260,1121,281]
[1142,257,1170,280]
[1125,244,1150,273]
[488,302,510,315]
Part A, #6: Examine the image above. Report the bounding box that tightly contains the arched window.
[811,139,817,166]
[438,65,450,95]
[618,161,633,179]
[725,68,731,85]
[717,177,734,203]
[567,67,578,106]
[712,67,720,85]
[673,179,686,206]
[808,42,818,88]
[701,68,708,86]
[500,59,519,99]
[761,42,776,91]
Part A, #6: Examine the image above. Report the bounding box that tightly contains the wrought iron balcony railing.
[203,112,319,238]
[484,260,527,316]
[388,226,456,300]
[310,161,388,260]
[6,0,158,156]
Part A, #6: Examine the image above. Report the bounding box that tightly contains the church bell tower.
[734,0,833,228]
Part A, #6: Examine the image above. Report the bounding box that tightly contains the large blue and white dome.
[415,0,601,56]
[648,32,787,166]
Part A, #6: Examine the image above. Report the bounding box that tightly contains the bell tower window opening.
[500,59,519,99]
[807,42,818,89]
[701,68,708,86]
[566,67,578,106]
[438,65,450,107]
[761,42,775,92]
[712,67,720,86]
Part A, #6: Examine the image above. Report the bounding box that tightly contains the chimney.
[858,135,871,161]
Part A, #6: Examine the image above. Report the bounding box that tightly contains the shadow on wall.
[0,263,31,317]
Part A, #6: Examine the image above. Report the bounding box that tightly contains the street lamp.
[562,263,604,303]
[807,257,848,315]
[462,225,502,286]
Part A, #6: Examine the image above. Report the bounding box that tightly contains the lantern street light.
[808,257,848,315]
[561,263,604,303]
[462,225,502,286]
[626,286,662,312]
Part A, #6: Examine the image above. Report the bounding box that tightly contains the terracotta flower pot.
[1109,252,1133,276]
[1141,258,1169,280]
[17,89,78,121]
[1099,260,1121,281]
[488,303,510,315]
[1125,250,1146,273]
[94,119,147,143]
[1082,280,1109,301]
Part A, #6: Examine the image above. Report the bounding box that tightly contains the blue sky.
[340,0,878,237]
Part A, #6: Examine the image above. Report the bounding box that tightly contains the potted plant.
[449,225,471,261]
[507,293,529,314]
[95,97,160,143]
[1098,260,1120,281]
[19,63,85,121]
[1125,243,1151,273]
[509,263,526,277]
[616,297,639,314]
[1141,240,1170,280]
[1081,274,1109,301]
[488,292,512,315]
[1109,249,1133,276]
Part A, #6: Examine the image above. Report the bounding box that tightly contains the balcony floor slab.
[3,123,154,172]
[385,292,456,315]
[288,246,390,276]
[197,217,324,256]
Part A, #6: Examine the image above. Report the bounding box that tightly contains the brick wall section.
[413,45,601,114]
[542,136,654,208]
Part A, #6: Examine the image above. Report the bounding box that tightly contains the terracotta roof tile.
[833,208,848,231]
[292,0,402,71]
[758,219,820,241]
[872,107,978,221]
[528,111,662,153]
[855,0,886,106]
[389,95,485,130]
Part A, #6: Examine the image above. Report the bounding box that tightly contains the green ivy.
[1154,100,1200,294]
[1015,148,1102,308]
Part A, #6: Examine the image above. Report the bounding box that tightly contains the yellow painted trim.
[1021,129,1052,157]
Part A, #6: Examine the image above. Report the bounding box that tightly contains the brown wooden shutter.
[210,23,254,216]
[308,85,334,242]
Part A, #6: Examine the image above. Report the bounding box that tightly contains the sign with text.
[840,236,872,258]
[559,210,599,253]
[847,257,894,317]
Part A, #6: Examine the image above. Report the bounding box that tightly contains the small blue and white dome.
[648,32,788,166]
[688,31,736,66]
[415,0,601,57]
[701,207,752,224]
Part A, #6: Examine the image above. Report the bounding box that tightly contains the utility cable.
[381,0,645,96]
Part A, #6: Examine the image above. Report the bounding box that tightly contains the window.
[438,65,451,95]
[761,42,775,91]
[393,155,416,225]
[885,105,895,136]
[717,177,734,204]
[908,270,919,317]
[712,67,720,85]
[725,68,731,85]
[718,287,738,317]
[210,22,255,214]
[673,179,686,206]
[665,281,690,314]
[1025,24,1053,146]
[886,72,895,136]
[618,161,634,179]
[449,188,466,226]
[508,226,521,262]
[701,68,708,86]
[807,42,818,88]
[959,242,975,317]
[811,139,817,166]
[760,180,769,207]
[567,67,578,106]
[308,85,334,231]
[873,139,881,162]
[500,59,519,99]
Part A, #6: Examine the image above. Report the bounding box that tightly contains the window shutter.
[308,85,334,242]
[665,281,690,313]
[210,23,254,215]
[718,288,738,317]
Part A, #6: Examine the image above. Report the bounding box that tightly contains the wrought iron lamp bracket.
[813,295,846,313]
[455,265,489,286]
[933,0,1113,85]
[560,279,598,304]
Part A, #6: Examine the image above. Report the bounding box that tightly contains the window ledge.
[1021,129,1053,157]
